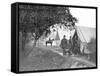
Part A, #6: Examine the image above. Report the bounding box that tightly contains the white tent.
[76,26,96,43]
[55,31,60,46]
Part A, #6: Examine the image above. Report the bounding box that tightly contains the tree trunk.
[22,32,27,51]
[33,39,37,47]
[25,39,37,56]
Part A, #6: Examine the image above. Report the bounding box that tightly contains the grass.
[19,47,69,71]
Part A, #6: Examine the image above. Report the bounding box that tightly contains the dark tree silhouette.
[19,5,77,48]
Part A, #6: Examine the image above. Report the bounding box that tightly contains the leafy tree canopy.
[19,4,77,41]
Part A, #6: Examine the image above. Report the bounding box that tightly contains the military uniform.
[60,38,69,55]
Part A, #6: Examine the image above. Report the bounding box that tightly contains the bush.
[87,38,96,63]
[87,38,96,53]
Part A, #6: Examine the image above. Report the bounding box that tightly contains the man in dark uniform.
[67,36,72,55]
[60,35,69,55]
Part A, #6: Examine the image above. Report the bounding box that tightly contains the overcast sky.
[70,7,96,28]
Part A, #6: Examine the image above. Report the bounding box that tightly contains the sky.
[70,7,96,28]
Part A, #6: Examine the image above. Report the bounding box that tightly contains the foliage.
[19,5,77,47]
[87,38,96,52]
[87,38,96,63]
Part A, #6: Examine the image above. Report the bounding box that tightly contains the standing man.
[60,35,68,55]
[68,36,73,55]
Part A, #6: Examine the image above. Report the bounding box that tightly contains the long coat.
[60,38,69,49]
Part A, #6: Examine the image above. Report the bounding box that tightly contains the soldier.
[60,35,69,55]
[68,36,72,55]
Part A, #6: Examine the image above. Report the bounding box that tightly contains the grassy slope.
[19,47,76,71]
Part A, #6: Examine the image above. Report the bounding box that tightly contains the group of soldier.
[60,34,81,56]
[60,35,72,55]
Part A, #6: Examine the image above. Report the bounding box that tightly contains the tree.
[19,5,77,48]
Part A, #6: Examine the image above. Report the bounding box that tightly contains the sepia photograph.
[14,3,97,72]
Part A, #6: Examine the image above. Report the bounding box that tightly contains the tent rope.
[75,26,87,44]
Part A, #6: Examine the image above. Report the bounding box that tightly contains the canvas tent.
[55,31,60,46]
[71,25,96,54]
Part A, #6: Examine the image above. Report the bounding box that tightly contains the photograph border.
[11,2,98,74]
